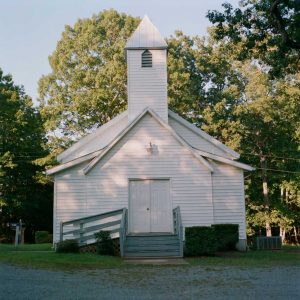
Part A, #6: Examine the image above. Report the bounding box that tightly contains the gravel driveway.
[0,263,299,300]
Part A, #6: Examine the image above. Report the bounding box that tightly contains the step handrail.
[119,208,128,257]
[60,208,126,247]
[62,208,124,226]
[173,206,183,257]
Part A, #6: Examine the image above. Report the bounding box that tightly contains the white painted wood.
[211,161,247,239]
[127,50,168,122]
[51,17,251,244]
[129,180,151,233]
[84,109,213,174]
[125,16,167,49]
[196,150,255,171]
[53,113,248,243]
[53,114,215,242]
[150,179,172,232]
[168,110,240,159]
[46,151,100,176]
[57,111,128,164]
[53,180,57,244]
[129,179,172,233]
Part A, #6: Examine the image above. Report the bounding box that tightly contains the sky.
[0,0,239,104]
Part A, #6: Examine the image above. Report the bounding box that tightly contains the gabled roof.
[168,110,240,159]
[46,108,253,176]
[57,110,128,163]
[45,150,101,176]
[194,149,255,171]
[125,15,167,49]
[84,108,213,174]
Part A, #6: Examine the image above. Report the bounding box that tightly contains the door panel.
[150,180,172,232]
[129,180,150,233]
[129,179,172,233]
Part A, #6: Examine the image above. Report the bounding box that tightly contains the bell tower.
[125,16,168,123]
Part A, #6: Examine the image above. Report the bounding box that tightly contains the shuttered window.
[141,50,152,67]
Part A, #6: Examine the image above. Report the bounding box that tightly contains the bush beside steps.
[56,239,79,253]
[185,224,239,256]
[95,230,114,255]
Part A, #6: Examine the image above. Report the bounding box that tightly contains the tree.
[200,61,300,237]
[0,69,52,241]
[39,9,140,150]
[207,0,300,77]
[39,9,299,241]
[39,10,243,149]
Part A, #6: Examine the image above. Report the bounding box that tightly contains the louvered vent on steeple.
[142,50,152,67]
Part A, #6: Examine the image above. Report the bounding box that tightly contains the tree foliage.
[39,10,140,150]
[207,0,300,77]
[38,9,299,241]
[0,69,52,241]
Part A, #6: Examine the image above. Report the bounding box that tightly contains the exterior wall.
[53,114,247,248]
[127,50,168,122]
[211,160,246,241]
[169,117,231,158]
[53,162,90,241]
[53,114,213,242]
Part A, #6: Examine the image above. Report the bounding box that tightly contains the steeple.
[126,16,168,122]
[126,15,167,49]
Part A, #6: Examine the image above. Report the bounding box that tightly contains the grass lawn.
[187,246,300,267]
[0,243,299,270]
[0,243,124,270]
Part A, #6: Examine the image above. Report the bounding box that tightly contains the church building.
[46,16,253,257]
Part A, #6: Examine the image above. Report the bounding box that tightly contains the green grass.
[186,246,300,267]
[0,244,299,270]
[0,243,53,251]
[0,243,124,270]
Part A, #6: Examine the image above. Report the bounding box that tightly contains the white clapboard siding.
[211,161,246,239]
[127,50,168,122]
[168,117,230,158]
[53,114,214,242]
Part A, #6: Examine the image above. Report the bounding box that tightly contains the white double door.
[129,179,172,233]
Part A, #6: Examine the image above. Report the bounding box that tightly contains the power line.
[242,152,300,161]
[255,168,300,174]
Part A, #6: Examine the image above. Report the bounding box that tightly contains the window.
[141,50,152,67]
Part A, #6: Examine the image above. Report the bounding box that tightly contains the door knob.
[146,208,149,211]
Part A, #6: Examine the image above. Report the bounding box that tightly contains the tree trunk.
[260,155,272,236]
[294,226,299,244]
[280,226,286,244]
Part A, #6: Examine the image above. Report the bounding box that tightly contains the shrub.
[95,231,114,255]
[56,239,79,253]
[185,226,217,256]
[35,231,52,244]
[213,224,239,251]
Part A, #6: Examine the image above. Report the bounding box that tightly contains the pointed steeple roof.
[125,15,167,49]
